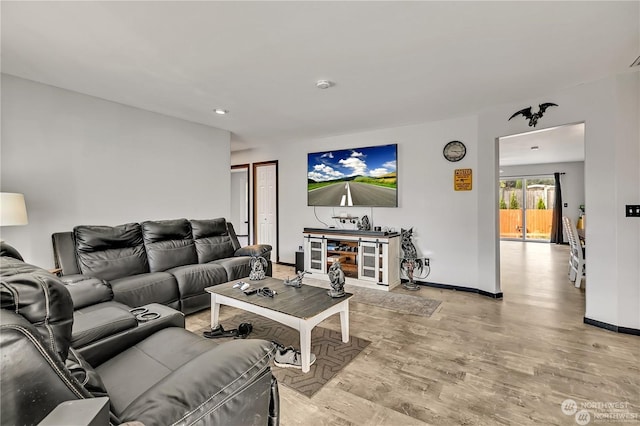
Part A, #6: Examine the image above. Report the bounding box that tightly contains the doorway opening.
[230,164,250,247]
[496,122,585,308]
[253,161,279,262]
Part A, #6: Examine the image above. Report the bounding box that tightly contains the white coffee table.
[205,277,352,373]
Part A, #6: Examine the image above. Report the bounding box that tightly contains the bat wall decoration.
[508,103,558,127]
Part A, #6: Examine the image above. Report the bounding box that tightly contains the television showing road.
[308,181,397,207]
[307,144,398,207]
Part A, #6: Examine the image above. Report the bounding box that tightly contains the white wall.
[235,72,639,330]
[499,161,585,239]
[1,74,231,268]
[233,115,484,290]
[479,72,640,329]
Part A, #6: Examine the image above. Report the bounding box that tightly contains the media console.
[303,228,401,291]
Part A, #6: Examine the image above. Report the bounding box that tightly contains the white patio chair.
[562,216,585,288]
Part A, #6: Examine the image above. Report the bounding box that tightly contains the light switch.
[626,205,640,217]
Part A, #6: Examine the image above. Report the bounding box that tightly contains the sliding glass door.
[499,176,555,241]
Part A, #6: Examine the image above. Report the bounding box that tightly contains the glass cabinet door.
[358,241,380,283]
[306,237,326,273]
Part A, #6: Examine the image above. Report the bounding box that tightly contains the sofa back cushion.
[142,219,197,272]
[74,223,149,281]
[191,218,236,263]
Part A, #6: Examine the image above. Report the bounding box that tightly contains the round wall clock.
[443,140,466,162]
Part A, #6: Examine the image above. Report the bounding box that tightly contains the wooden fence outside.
[500,209,554,240]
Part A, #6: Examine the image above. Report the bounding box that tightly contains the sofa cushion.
[211,257,253,282]
[168,263,229,314]
[180,293,211,315]
[95,327,217,416]
[191,218,235,263]
[110,272,179,309]
[167,263,228,299]
[142,219,197,272]
[74,224,149,281]
[61,275,113,310]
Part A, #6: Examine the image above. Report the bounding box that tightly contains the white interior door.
[254,163,277,258]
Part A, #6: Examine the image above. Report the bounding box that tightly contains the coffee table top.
[205,277,353,320]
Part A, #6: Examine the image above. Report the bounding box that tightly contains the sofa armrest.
[60,275,113,309]
[119,339,277,425]
[234,244,272,258]
[52,231,82,275]
[72,305,138,348]
[77,304,184,367]
[38,397,110,426]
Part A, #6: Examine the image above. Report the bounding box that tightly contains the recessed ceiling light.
[214,109,228,115]
[531,146,539,150]
[316,80,334,89]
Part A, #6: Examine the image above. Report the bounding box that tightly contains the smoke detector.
[316,80,333,89]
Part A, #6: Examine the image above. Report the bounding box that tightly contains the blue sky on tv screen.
[307,144,397,182]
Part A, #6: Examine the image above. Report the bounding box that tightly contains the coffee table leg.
[211,294,220,329]
[340,303,350,343]
[299,323,312,373]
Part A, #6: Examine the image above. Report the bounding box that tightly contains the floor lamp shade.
[0,193,29,226]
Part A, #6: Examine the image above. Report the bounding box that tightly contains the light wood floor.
[186,242,639,425]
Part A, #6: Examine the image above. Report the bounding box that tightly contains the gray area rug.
[197,312,370,398]
[346,285,441,317]
[303,278,442,317]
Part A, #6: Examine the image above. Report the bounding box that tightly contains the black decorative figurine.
[400,228,430,291]
[249,256,268,280]
[358,215,371,231]
[327,261,346,298]
[284,270,307,288]
[508,103,558,127]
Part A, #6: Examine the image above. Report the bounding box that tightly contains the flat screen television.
[307,143,398,207]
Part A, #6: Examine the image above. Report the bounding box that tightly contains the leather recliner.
[0,245,280,426]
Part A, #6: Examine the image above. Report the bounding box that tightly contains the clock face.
[443,140,466,162]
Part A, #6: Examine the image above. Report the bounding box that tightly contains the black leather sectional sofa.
[52,217,272,314]
[0,243,279,425]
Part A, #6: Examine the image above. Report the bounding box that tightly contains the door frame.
[252,160,279,262]
[495,121,586,298]
[231,163,250,244]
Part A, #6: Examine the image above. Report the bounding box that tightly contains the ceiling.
[499,123,585,166]
[1,2,638,152]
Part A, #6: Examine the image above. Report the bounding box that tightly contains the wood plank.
[187,242,640,425]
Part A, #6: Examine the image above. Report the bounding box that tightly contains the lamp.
[0,193,29,226]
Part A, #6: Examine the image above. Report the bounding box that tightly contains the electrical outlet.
[626,205,640,217]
